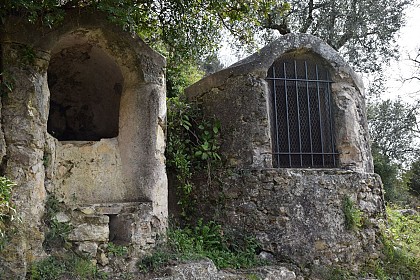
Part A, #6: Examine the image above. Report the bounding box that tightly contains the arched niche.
[42,26,167,216]
[47,35,123,141]
[0,11,167,273]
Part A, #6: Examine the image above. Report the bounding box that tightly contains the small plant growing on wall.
[342,195,363,231]
[107,242,128,257]
[0,176,17,250]
[43,195,72,251]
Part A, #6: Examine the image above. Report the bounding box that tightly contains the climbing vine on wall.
[166,96,221,218]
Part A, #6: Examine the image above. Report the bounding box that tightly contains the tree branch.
[299,0,314,33]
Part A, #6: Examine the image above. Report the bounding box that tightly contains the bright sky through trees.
[383,0,420,102]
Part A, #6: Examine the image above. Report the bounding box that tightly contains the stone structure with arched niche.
[185,34,385,270]
[0,10,166,277]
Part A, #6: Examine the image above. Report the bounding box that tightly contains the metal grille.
[267,57,338,168]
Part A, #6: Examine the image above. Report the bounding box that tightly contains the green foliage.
[166,62,204,98]
[371,146,418,206]
[199,54,226,76]
[407,159,420,196]
[372,147,403,203]
[368,99,419,164]
[0,0,284,66]
[17,44,36,65]
[319,267,356,280]
[43,196,72,250]
[0,176,17,251]
[316,206,420,279]
[246,274,261,280]
[30,253,104,280]
[368,99,419,205]
[0,0,411,74]
[138,249,173,272]
[44,218,72,249]
[30,255,66,280]
[138,220,265,272]
[385,206,420,260]
[0,0,65,28]
[342,196,362,231]
[166,96,221,218]
[364,206,420,279]
[107,242,128,257]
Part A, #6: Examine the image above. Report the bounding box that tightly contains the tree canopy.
[368,99,419,203]
[368,99,419,164]
[0,0,412,71]
[264,0,411,72]
[0,0,287,64]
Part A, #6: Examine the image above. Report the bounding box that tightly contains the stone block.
[77,241,98,257]
[68,223,109,242]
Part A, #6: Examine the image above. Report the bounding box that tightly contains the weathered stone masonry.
[186,33,385,270]
[0,10,167,277]
[191,169,384,269]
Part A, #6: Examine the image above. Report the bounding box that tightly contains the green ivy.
[166,96,221,218]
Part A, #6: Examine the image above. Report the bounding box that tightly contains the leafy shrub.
[384,207,420,260]
[372,148,402,202]
[166,96,221,218]
[138,220,265,272]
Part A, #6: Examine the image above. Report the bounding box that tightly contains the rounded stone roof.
[186,33,363,99]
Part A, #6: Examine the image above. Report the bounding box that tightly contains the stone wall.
[0,10,167,278]
[192,169,385,270]
[54,202,160,270]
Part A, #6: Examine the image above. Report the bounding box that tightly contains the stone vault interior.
[47,38,123,141]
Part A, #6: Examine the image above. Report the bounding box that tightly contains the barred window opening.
[267,56,338,168]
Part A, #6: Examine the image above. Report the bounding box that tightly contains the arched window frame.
[267,53,339,168]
